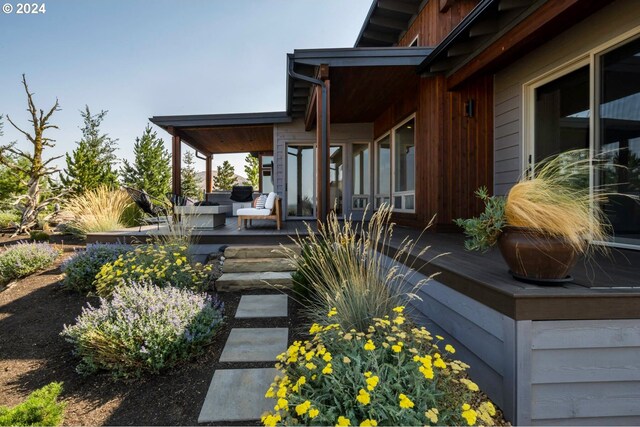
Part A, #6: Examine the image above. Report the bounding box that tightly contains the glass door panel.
[393,118,416,211]
[599,37,640,245]
[352,143,370,210]
[329,146,344,215]
[287,145,315,217]
[260,155,274,193]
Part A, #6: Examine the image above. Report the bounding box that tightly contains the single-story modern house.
[149,0,640,424]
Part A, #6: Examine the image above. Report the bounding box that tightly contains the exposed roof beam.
[498,0,531,11]
[468,19,499,37]
[369,15,409,31]
[430,59,455,73]
[447,41,475,57]
[362,30,399,44]
[377,0,419,16]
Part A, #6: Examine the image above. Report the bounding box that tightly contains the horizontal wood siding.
[399,0,479,47]
[493,0,640,195]
[529,319,640,425]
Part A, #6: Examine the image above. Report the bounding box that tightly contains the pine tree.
[243,154,259,189]
[213,160,236,190]
[0,75,66,234]
[61,106,118,194]
[181,151,201,200]
[121,125,171,200]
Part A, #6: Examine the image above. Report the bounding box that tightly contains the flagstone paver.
[236,294,288,318]
[219,327,288,362]
[198,368,278,423]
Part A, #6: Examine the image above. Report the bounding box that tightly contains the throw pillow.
[255,194,267,209]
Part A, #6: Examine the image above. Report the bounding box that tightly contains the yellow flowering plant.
[94,242,213,297]
[262,307,498,426]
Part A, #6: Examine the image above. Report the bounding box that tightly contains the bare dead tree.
[0,74,65,235]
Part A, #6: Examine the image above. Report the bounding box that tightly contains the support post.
[315,66,330,222]
[172,134,182,196]
[205,154,213,193]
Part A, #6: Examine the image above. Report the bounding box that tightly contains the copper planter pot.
[497,226,579,284]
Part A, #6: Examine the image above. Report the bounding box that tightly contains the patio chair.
[124,187,169,231]
[237,192,282,230]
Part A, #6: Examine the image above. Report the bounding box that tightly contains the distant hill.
[195,171,247,190]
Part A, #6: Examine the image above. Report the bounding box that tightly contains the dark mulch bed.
[0,252,307,426]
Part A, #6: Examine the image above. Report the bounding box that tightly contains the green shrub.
[29,230,50,242]
[94,243,213,298]
[61,282,224,378]
[262,307,497,427]
[0,243,60,286]
[454,187,506,252]
[281,205,432,332]
[0,382,66,426]
[61,244,131,294]
[0,211,19,229]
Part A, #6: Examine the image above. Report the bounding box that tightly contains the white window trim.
[409,34,419,47]
[351,142,372,211]
[522,26,640,250]
[391,114,417,213]
[374,132,391,210]
[373,114,417,213]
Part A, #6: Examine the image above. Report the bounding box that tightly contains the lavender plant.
[0,242,60,286]
[61,282,224,378]
[61,244,131,294]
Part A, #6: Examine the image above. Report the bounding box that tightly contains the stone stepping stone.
[198,368,277,423]
[216,271,293,292]
[219,328,288,362]
[236,294,288,318]
[223,257,295,273]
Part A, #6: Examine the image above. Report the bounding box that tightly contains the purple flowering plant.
[0,242,60,286]
[61,282,224,378]
[61,243,131,294]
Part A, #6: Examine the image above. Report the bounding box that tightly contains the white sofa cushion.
[237,208,272,216]
[264,192,277,210]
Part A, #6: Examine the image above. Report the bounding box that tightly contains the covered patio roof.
[150,111,291,155]
[286,46,432,125]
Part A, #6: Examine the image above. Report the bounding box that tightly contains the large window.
[352,143,370,210]
[393,117,416,211]
[374,115,416,213]
[528,34,640,248]
[375,135,391,209]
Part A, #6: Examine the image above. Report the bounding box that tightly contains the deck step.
[222,257,295,273]
[216,271,294,292]
[224,245,299,259]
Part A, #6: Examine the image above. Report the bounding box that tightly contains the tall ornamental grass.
[65,186,133,236]
[0,243,60,286]
[61,282,224,378]
[505,150,610,253]
[281,204,440,332]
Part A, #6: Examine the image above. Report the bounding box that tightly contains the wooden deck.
[86,218,316,245]
[384,227,640,321]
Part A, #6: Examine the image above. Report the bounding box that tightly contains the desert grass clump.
[505,150,608,253]
[281,204,439,332]
[65,186,133,236]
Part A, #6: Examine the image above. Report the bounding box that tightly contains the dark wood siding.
[399,0,479,47]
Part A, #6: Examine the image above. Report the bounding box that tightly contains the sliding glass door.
[352,143,370,210]
[528,34,640,247]
[287,145,315,218]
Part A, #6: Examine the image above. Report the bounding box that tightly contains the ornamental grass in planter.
[456,150,615,282]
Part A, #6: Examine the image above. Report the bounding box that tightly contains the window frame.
[523,27,640,250]
[374,132,391,210]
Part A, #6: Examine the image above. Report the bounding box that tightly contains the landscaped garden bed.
[0,245,306,425]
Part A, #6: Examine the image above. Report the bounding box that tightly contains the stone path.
[198,293,289,424]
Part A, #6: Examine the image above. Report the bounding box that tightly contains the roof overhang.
[150,112,291,155]
[354,0,425,47]
[418,0,614,88]
[286,47,432,123]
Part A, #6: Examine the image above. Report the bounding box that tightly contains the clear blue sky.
[0,0,371,176]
